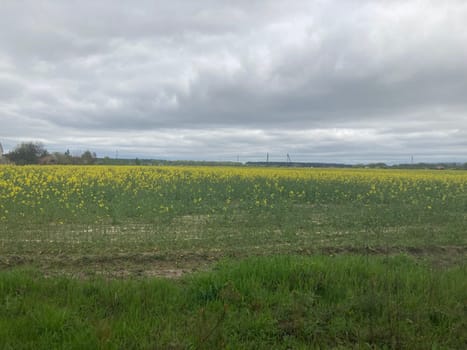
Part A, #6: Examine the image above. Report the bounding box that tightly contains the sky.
[1,0,466,164]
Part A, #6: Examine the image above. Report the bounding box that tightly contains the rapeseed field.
[0,165,466,348]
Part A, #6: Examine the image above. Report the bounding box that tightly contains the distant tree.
[81,150,97,165]
[6,142,48,165]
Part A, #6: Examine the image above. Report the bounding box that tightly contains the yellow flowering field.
[0,165,465,223]
[0,165,466,274]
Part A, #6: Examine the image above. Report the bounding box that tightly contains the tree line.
[3,142,97,165]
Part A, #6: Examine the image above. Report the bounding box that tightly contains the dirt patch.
[0,251,220,279]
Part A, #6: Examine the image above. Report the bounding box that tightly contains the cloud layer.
[1,0,466,162]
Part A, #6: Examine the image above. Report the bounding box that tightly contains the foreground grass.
[1,255,466,349]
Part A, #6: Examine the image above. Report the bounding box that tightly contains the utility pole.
[266,153,269,163]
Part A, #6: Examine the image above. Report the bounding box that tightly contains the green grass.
[1,255,466,349]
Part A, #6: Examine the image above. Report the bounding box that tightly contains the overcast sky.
[1,0,466,163]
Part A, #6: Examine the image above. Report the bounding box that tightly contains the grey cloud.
[1,0,466,162]
[0,76,24,101]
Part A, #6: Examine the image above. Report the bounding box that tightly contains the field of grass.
[0,165,466,348]
[2,256,466,349]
